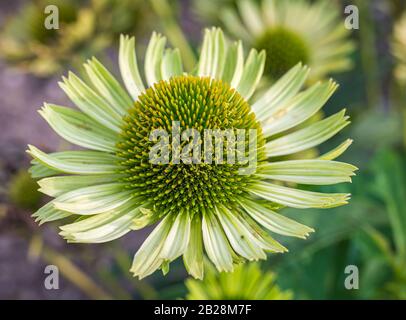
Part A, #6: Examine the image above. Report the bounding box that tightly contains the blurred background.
[0,0,405,299]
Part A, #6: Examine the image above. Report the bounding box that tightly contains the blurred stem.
[150,0,197,71]
[114,247,158,299]
[41,244,112,300]
[96,268,133,300]
[356,0,382,109]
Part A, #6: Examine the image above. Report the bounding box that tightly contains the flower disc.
[255,27,310,79]
[116,75,265,216]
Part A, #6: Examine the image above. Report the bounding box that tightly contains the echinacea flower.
[186,262,292,300]
[199,0,354,81]
[393,13,406,85]
[0,0,150,76]
[28,28,356,279]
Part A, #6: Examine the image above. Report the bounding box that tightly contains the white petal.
[216,205,266,260]
[119,35,145,101]
[144,32,167,86]
[257,159,357,185]
[236,49,265,100]
[318,139,353,160]
[59,72,123,132]
[183,216,204,279]
[60,202,143,243]
[159,213,191,261]
[53,183,133,215]
[262,80,338,137]
[266,110,350,157]
[250,181,350,209]
[130,215,173,279]
[202,210,234,272]
[222,41,244,88]
[238,198,314,238]
[39,104,117,152]
[84,57,133,114]
[252,63,309,120]
[27,145,121,175]
[38,174,123,197]
[161,48,183,81]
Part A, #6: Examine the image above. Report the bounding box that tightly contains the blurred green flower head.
[186,262,292,300]
[197,0,355,81]
[27,27,356,279]
[9,169,42,210]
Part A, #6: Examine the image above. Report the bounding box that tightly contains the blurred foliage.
[0,0,152,76]
[8,169,42,211]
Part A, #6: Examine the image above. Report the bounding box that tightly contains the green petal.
[238,198,314,238]
[53,183,133,215]
[30,162,60,178]
[263,80,338,137]
[318,139,353,160]
[119,35,145,101]
[237,0,264,36]
[216,204,266,260]
[252,63,309,120]
[39,104,117,152]
[197,28,226,79]
[159,212,191,261]
[202,210,234,272]
[60,202,143,243]
[183,215,204,280]
[130,215,173,279]
[221,40,244,87]
[144,32,166,86]
[266,109,350,157]
[211,28,226,78]
[197,28,212,77]
[32,201,71,225]
[236,49,265,100]
[258,159,357,185]
[59,73,123,132]
[250,181,350,209]
[241,211,288,253]
[220,7,251,42]
[27,146,121,175]
[161,48,183,81]
[84,57,133,114]
[37,174,123,197]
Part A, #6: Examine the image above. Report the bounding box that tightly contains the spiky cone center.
[116,75,266,217]
[255,27,310,79]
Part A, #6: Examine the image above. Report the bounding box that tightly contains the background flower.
[393,13,406,85]
[194,0,355,82]
[185,262,292,300]
[0,0,151,77]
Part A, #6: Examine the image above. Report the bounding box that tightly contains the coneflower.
[28,28,356,279]
[198,0,355,81]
